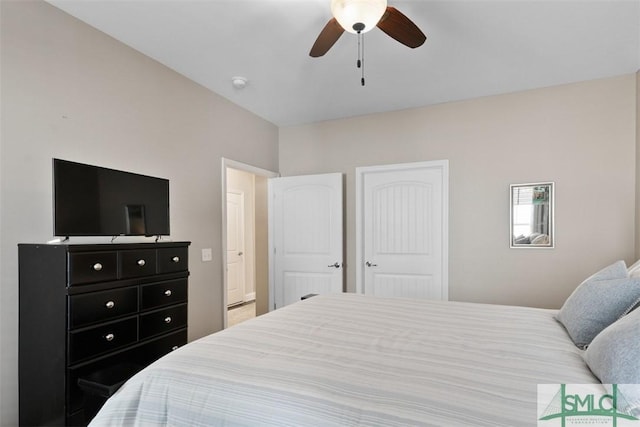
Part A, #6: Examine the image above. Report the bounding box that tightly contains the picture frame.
[510,182,554,248]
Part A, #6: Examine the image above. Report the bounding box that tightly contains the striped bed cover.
[89,293,598,426]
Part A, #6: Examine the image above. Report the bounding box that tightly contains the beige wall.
[0,2,278,425]
[0,2,638,426]
[280,75,637,310]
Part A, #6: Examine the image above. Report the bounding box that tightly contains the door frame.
[355,160,449,297]
[221,158,278,329]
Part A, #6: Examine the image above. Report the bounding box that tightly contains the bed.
[88,292,608,426]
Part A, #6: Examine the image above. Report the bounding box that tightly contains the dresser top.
[18,241,191,252]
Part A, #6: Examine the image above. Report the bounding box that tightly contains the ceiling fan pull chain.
[361,32,365,86]
[356,30,362,69]
[355,31,365,86]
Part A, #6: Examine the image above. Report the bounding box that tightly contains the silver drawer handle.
[105,333,115,342]
[137,259,146,266]
[93,263,103,271]
[164,290,172,297]
[164,316,172,324]
[172,256,180,263]
[171,345,179,351]
[105,301,115,309]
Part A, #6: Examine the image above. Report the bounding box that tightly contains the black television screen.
[53,159,170,237]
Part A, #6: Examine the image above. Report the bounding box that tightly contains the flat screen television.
[53,158,170,237]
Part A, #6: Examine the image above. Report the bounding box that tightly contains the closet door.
[356,161,448,300]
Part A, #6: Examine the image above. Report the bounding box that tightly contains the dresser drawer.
[139,329,188,365]
[157,247,188,273]
[119,249,157,279]
[139,304,187,340]
[68,252,118,285]
[68,317,138,364]
[69,286,138,329]
[140,279,187,310]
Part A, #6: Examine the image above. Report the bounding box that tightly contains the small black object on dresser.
[18,241,190,426]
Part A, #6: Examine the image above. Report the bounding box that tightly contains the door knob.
[365,261,378,267]
[238,252,243,256]
[327,262,341,268]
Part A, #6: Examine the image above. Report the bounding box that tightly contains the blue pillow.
[584,308,640,417]
[556,261,640,349]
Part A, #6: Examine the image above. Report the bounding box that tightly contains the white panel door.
[357,161,448,300]
[270,173,343,309]
[226,191,245,306]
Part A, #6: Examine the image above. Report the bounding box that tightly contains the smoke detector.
[232,76,248,89]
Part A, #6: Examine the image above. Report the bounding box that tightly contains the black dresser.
[18,241,190,426]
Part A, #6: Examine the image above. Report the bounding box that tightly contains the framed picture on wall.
[510,182,554,248]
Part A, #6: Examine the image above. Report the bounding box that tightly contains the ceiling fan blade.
[309,18,345,57]
[377,6,426,49]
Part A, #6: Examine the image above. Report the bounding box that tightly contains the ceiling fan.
[309,0,427,58]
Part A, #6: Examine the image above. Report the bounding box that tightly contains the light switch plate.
[201,248,212,262]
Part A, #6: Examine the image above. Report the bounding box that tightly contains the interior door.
[269,173,343,309]
[357,161,448,300]
[226,191,245,306]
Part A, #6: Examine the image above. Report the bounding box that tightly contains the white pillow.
[629,259,640,278]
[531,234,549,245]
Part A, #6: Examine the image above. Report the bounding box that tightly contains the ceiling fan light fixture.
[330,0,387,34]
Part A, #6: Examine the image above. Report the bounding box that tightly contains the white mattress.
[89,293,598,426]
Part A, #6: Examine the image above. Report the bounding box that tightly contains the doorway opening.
[221,158,278,328]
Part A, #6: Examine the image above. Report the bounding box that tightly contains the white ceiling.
[47,0,640,127]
